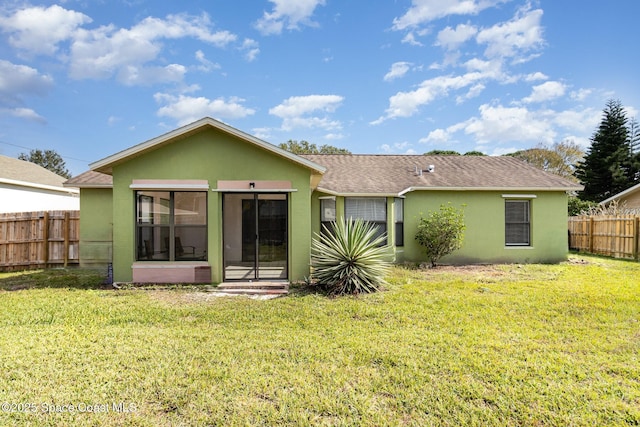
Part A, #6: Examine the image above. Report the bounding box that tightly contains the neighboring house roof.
[599,182,640,205]
[64,170,113,188]
[301,154,583,195]
[89,117,326,175]
[0,154,78,194]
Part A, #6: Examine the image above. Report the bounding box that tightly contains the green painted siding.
[309,190,569,265]
[79,188,113,268]
[109,128,314,283]
[401,191,569,264]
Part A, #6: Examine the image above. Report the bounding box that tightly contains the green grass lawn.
[0,255,638,426]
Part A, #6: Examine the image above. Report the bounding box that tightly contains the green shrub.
[415,203,466,268]
[311,218,391,295]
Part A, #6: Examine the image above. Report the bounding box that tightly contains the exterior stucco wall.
[402,191,569,264]
[109,128,314,283]
[310,190,569,265]
[79,188,113,268]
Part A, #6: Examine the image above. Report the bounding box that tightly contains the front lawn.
[0,256,638,426]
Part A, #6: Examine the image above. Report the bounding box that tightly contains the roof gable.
[90,117,326,175]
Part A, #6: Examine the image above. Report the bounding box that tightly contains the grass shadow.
[0,268,110,291]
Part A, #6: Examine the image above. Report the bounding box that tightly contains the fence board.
[0,210,79,271]
[569,215,639,259]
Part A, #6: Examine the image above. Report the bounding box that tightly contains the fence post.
[64,211,70,268]
[42,211,49,268]
[588,216,594,254]
[635,217,639,260]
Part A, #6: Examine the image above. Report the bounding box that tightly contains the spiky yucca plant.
[311,217,391,295]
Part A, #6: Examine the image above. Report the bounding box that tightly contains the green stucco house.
[65,117,581,284]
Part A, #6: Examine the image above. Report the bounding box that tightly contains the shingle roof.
[0,154,69,188]
[300,154,582,194]
[68,154,582,193]
[64,170,113,188]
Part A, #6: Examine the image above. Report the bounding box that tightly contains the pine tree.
[18,149,71,179]
[575,100,637,202]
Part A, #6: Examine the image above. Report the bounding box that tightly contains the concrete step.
[212,288,289,295]
[217,282,289,290]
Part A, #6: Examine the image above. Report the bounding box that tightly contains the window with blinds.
[345,197,387,243]
[505,200,530,246]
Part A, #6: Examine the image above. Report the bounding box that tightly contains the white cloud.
[269,95,343,118]
[384,62,412,82]
[372,72,485,123]
[325,133,344,140]
[194,50,220,72]
[0,60,53,100]
[570,88,592,101]
[476,7,544,60]
[552,108,600,133]
[392,0,506,30]
[1,107,46,123]
[401,32,424,46]
[255,0,326,35]
[455,103,557,144]
[522,81,566,103]
[69,13,236,83]
[524,71,548,82]
[421,128,451,143]
[269,94,344,131]
[379,141,416,154]
[0,5,91,56]
[456,83,486,103]
[119,64,187,86]
[490,146,518,156]
[0,60,52,122]
[252,127,272,140]
[155,93,255,126]
[241,39,260,62]
[436,23,477,50]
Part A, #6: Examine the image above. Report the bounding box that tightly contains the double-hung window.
[136,191,207,261]
[505,199,530,246]
[345,197,387,243]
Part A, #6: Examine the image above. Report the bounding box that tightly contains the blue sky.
[0,0,638,176]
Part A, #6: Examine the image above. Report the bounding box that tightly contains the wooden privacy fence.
[0,210,79,271]
[568,215,640,259]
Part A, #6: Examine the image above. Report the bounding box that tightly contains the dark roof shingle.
[300,154,581,194]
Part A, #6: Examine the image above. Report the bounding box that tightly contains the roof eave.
[399,186,584,196]
[90,117,326,175]
[599,182,640,205]
[0,178,79,194]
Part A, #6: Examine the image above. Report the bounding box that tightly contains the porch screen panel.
[345,197,387,242]
[136,190,207,261]
[136,191,170,260]
[505,200,530,246]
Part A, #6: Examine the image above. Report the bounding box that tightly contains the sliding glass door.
[223,193,288,280]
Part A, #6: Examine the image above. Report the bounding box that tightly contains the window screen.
[505,200,530,246]
[345,197,387,243]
